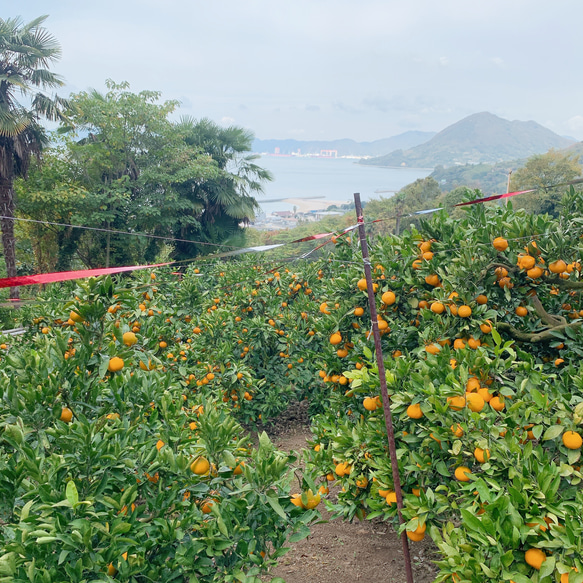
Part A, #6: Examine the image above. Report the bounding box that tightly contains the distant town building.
[274,147,280,154]
[272,211,294,218]
[320,149,338,158]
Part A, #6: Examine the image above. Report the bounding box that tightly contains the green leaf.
[568,448,581,465]
[217,517,229,537]
[480,562,496,578]
[472,479,491,502]
[112,522,131,535]
[259,432,272,451]
[460,509,485,534]
[271,547,291,559]
[532,424,544,440]
[66,481,79,507]
[20,500,34,521]
[222,450,237,468]
[539,554,556,579]
[26,558,35,582]
[99,355,110,379]
[501,573,530,583]
[530,388,546,409]
[500,550,514,568]
[265,491,287,519]
[491,327,502,346]
[543,425,564,441]
[288,525,310,543]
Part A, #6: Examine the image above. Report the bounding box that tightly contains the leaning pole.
[353,192,414,583]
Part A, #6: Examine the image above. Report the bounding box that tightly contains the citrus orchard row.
[2,189,583,581]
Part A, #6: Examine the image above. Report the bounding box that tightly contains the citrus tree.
[4,187,583,582]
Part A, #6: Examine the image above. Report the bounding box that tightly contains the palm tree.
[0,15,68,298]
[173,117,272,259]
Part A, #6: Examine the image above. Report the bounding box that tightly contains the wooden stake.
[353,192,414,583]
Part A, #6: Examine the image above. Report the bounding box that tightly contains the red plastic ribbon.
[454,189,536,207]
[0,262,172,289]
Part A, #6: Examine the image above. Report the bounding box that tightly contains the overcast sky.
[11,1,583,141]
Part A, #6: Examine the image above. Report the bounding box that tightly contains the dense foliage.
[13,82,271,273]
[2,189,583,581]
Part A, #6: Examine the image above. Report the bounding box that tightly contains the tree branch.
[541,275,583,290]
[497,321,582,343]
[529,294,567,326]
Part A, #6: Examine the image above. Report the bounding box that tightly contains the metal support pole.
[353,192,414,583]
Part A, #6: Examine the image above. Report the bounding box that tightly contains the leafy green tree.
[0,15,68,297]
[61,81,219,268]
[509,149,582,216]
[15,147,89,273]
[172,117,272,260]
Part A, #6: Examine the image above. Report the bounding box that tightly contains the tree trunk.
[0,179,19,299]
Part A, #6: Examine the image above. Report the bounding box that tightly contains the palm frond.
[0,107,31,137]
[30,68,65,89]
[31,93,70,122]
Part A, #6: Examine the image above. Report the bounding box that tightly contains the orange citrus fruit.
[524,548,547,570]
[60,407,73,423]
[562,431,582,449]
[191,456,210,475]
[107,357,124,372]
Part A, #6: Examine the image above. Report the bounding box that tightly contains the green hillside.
[361,112,574,169]
[430,161,520,194]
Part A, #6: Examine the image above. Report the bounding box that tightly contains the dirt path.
[258,402,438,583]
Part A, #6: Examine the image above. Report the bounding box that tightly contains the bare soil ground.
[256,402,439,583]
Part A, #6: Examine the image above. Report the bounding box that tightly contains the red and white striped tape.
[0,263,172,289]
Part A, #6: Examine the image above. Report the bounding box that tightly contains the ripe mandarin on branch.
[122,331,137,346]
[191,456,210,475]
[60,407,73,423]
[454,466,472,482]
[381,290,396,305]
[407,403,423,419]
[493,237,508,251]
[107,357,124,372]
[524,548,547,570]
[458,305,472,318]
[562,431,583,449]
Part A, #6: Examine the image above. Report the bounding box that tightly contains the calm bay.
[254,156,432,214]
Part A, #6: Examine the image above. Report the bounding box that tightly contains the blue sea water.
[254,156,432,214]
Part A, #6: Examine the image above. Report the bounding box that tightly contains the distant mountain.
[361,113,575,169]
[252,131,435,158]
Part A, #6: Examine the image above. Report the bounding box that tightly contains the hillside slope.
[361,112,574,168]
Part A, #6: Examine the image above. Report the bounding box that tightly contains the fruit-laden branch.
[482,262,583,290]
[498,293,571,342]
[497,321,582,343]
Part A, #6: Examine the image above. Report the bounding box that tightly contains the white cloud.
[220,117,235,125]
[13,0,583,140]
